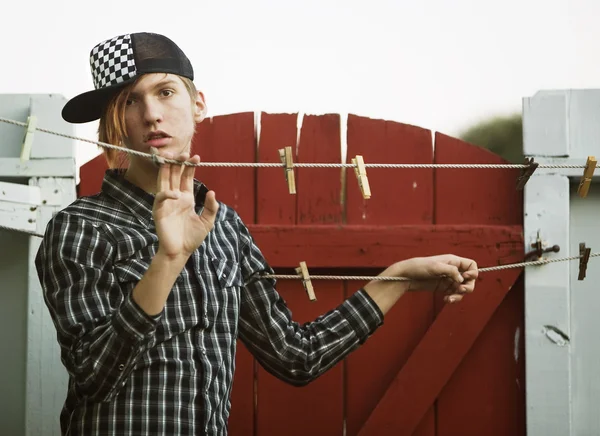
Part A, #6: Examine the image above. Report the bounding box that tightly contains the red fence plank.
[345,114,434,224]
[358,266,523,436]
[256,113,345,436]
[438,275,526,436]
[297,114,343,225]
[246,224,523,268]
[191,112,256,224]
[434,133,522,226]
[257,112,298,224]
[78,154,108,197]
[344,116,436,436]
[434,133,525,436]
[190,113,257,436]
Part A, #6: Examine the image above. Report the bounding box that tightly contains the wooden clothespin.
[295,261,316,301]
[351,155,371,199]
[278,146,296,194]
[577,156,597,198]
[516,157,539,190]
[578,242,591,281]
[20,116,38,161]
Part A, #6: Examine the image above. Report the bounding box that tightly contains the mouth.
[144,131,172,147]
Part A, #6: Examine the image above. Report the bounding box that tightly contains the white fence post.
[0,94,75,436]
[523,89,600,436]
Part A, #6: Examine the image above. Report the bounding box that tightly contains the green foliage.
[459,114,524,163]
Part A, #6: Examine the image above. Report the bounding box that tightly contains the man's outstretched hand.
[390,254,479,303]
[364,254,479,315]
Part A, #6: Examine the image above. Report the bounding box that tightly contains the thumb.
[201,191,219,223]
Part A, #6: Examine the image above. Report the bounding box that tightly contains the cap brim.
[62,79,135,124]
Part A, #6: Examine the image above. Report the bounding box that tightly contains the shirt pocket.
[210,257,243,289]
[113,257,186,286]
[113,258,150,283]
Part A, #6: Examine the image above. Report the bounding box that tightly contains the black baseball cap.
[62,32,194,124]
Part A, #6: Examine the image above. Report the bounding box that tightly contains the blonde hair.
[98,75,199,168]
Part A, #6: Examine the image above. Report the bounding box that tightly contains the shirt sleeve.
[236,216,384,386]
[35,211,160,402]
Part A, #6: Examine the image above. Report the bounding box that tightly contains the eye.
[160,89,174,97]
[125,98,135,106]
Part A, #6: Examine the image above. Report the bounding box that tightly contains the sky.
[1,0,599,169]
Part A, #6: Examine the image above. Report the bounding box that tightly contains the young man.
[35,32,478,436]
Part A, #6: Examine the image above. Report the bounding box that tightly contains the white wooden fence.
[0,94,75,436]
[523,89,600,436]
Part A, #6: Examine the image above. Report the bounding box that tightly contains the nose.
[142,98,163,125]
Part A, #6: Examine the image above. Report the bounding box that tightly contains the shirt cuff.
[112,293,161,343]
[339,288,384,344]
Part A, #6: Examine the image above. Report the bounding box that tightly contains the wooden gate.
[79,112,525,435]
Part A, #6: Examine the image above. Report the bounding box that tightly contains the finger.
[200,191,219,224]
[170,153,188,191]
[157,151,172,193]
[462,268,479,282]
[443,280,462,294]
[182,155,199,192]
[456,258,478,276]
[433,263,464,284]
[445,293,464,303]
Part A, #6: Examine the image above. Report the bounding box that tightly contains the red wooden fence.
[79,112,525,435]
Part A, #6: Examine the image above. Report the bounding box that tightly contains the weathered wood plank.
[29,95,75,159]
[255,113,345,436]
[345,114,434,224]
[0,181,41,205]
[434,133,522,226]
[192,112,256,224]
[0,158,75,178]
[358,266,523,436]
[569,182,600,436]
[246,224,523,268]
[524,175,571,436]
[256,112,298,224]
[523,89,600,158]
[296,114,343,224]
[522,91,569,156]
[434,133,525,436]
[343,115,436,436]
[26,177,76,436]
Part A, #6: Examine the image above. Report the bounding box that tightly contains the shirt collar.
[101,169,209,227]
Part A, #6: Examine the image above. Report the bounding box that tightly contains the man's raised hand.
[152,150,219,259]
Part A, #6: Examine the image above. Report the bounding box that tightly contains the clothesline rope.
[1,221,595,281]
[260,252,599,281]
[0,117,587,170]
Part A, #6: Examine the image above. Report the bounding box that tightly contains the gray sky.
[2,0,599,167]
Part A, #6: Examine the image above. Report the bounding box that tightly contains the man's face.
[124,73,205,157]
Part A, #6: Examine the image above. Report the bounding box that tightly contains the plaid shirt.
[35,169,384,436]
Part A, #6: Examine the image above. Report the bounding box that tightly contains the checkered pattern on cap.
[90,34,137,90]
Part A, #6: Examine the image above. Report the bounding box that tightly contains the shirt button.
[118,364,125,371]
[201,348,207,355]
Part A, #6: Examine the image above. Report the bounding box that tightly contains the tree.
[459,114,523,163]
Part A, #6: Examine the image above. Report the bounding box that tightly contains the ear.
[193,91,207,123]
